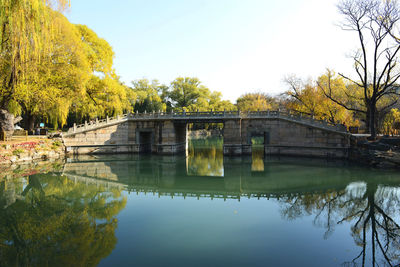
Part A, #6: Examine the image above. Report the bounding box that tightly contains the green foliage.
[169,77,202,110]
[76,24,114,74]
[284,73,359,126]
[165,77,235,112]
[0,0,70,104]
[18,10,89,129]
[237,93,277,111]
[0,2,132,130]
[187,137,223,176]
[382,109,400,136]
[12,148,25,156]
[51,140,62,149]
[131,79,165,112]
[71,25,131,123]
[0,174,126,266]
[251,136,264,145]
[53,140,62,147]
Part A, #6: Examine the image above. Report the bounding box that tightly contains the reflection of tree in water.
[0,173,127,267]
[187,138,224,176]
[280,182,400,266]
[251,146,264,172]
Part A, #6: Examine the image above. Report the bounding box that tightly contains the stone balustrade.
[65,110,348,137]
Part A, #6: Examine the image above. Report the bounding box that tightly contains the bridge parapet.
[64,110,348,137]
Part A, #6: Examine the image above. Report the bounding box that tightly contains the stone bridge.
[62,110,350,158]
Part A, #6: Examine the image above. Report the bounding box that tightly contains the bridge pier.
[223,119,243,156]
[155,121,187,154]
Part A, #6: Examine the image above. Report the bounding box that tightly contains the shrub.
[12,148,25,156]
[52,140,62,147]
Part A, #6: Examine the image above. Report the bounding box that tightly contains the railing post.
[84,121,88,130]
[106,116,109,123]
[96,118,99,124]
[73,123,77,133]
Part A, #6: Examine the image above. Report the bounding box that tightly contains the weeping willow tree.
[18,10,90,130]
[0,0,70,132]
[0,1,131,131]
[69,25,132,124]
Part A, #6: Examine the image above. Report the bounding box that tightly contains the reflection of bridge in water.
[66,172,291,201]
[61,155,400,201]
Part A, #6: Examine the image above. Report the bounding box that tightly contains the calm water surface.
[1,138,400,266]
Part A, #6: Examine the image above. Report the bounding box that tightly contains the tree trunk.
[370,110,376,139]
[0,109,16,134]
[369,102,377,139]
[365,106,370,133]
[24,113,36,132]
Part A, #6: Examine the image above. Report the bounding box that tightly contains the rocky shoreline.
[349,136,400,168]
[0,139,65,165]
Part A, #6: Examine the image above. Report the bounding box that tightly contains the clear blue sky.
[67,0,355,102]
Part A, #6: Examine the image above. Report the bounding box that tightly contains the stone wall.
[64,120,188,155]
[230,118,350,158]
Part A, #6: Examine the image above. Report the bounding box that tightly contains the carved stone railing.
[64,110,348,136]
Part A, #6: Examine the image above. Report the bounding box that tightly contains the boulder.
[367,141,391,151]
[380,137,400,146]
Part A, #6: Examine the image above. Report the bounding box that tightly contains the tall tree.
[166,77,235,111]
[320,0,400,138]
[285,74,359,126]
[208,91,236,111]
[18,11,89,131]
[130,79,165,113]
[382,108,400,135]
[236,92,277,111]
[169,77,202,110]
[0,0,70,132]
[71,25,130,122]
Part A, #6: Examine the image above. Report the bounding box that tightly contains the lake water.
[1,138,400,266]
